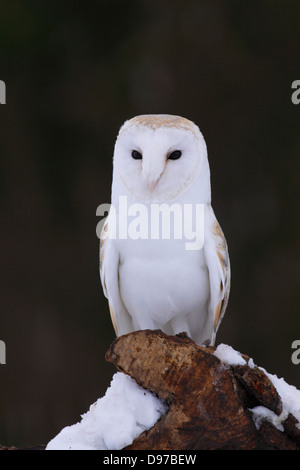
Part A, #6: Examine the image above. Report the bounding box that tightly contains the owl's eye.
[168,150,182,160]
[131,150,142,160]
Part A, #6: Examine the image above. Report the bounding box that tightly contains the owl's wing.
[100,217,133,336]
[203,204,231,345]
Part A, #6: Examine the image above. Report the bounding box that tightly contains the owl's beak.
[148,179,158,192]
[142,157,164,192]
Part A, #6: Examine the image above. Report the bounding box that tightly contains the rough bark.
[106,329,300,450]
[2,329,300,450]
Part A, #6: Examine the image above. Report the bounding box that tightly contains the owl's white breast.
[115,234,209,335]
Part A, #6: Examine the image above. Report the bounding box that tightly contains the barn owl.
[99,114,230,346]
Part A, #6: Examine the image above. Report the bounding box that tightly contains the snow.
[47,344,300,449]
[250,405,285,431]
[214,343,300,432]
[251,367,300,431]
[214,343,247,366]
[46,372,167,450]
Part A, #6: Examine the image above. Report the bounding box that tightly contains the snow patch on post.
[46,372,167,450]
[214,343,300,433]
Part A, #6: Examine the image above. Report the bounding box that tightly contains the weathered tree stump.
[106,329,300,450]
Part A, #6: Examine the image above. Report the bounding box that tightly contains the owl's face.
[113,115,207,202]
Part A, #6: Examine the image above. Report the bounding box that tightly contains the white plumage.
[100,114,230,346]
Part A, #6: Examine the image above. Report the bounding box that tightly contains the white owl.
[99,115,230,346]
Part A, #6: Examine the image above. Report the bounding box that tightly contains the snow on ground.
[214,343,300,432]
[46,372,167,450]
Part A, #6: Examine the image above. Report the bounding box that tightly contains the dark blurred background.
[0,0,299,448]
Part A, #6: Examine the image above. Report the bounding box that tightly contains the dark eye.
[168,150,182,160]
[131,150,142,160]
